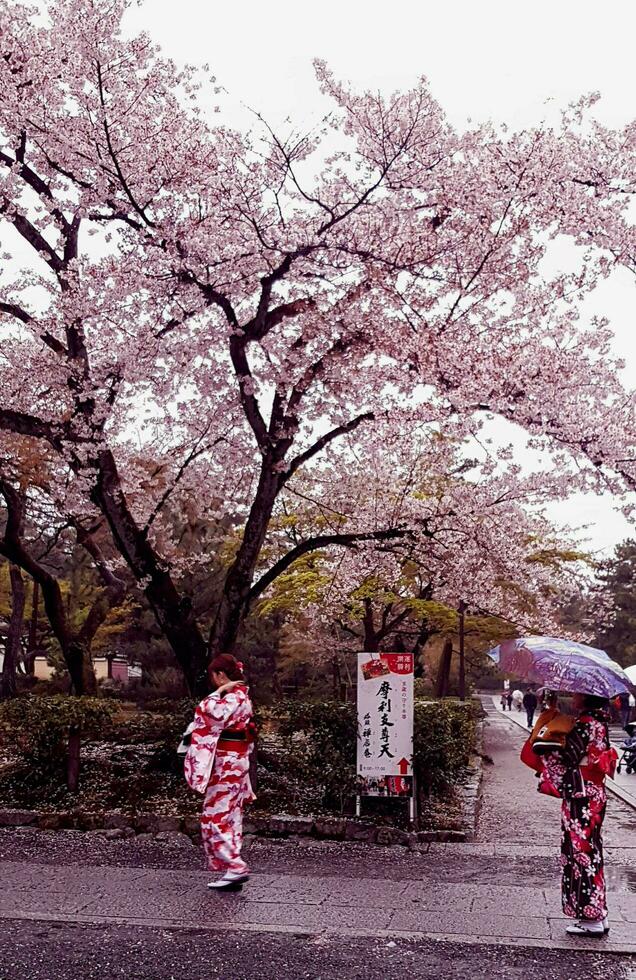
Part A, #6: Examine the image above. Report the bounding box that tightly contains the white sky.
[124,0,636,556]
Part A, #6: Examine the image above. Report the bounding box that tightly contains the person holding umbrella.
[488,636,631,938]
[540,693,616,935]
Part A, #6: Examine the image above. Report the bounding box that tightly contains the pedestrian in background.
[523,688,538,727]
[500,692,508,710]
[506,690,513,711]
[513,689,523,711]
[619,691,631,731]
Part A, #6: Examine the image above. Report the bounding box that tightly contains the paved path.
[0,702,635,977]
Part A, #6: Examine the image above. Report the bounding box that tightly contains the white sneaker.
[207,871,249,890]
[566,919,606,936]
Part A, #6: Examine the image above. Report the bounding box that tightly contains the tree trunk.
[209,463,280,657]
[92,448,209,695]
[435,637,453,698]
[64,639,97,695]
[0,565,26,699]
[412,618,431,678]
[458,602,466,701]
[26,579,39,673]
[362,599,379,652]
[67,725,81,792]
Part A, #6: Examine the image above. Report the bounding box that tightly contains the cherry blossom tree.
[0,440,128,693]
[258,433,591,669]
[0,0,635,694]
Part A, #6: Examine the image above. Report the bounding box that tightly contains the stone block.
[103,812,134,831]
[0,809,38,827]
[76,811,103,831]
[183,815,201,838]
[374,826,396,846]
[416,831,439,843]
[435,829,466,843]
[344,820,376,842]
[133,813,182,834]
[152,815,183,833]
[104,828,135,840]
[246,814,271,836]
[133,812,155,833]
[313,817,347,840]
[37,813,63,830]
[268,814,314,836]
[154,831,193,845]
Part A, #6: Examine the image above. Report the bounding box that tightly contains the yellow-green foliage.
[526,546,591,568]
[257,552,331,617]
[90,597,141,654]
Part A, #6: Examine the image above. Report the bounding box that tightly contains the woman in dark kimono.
[541,694,617,936]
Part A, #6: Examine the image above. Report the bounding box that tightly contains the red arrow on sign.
[398,757,410,775]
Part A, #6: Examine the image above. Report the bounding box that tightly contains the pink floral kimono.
[184,685,255,876]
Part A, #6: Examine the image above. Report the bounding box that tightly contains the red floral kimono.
[184,685,255,876]
[542,712,616,922]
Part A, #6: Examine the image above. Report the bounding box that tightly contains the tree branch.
[229,335,269,449]
[96,61,156,228]
[142,429,222,536]
[0,300,32,324]
[248,527,409,604]
[0,302,68,356]
[1,201,64,274]
[0,478,70,644]
[282,412,374,483]
[0,409,69,450]
[286,329,368,417]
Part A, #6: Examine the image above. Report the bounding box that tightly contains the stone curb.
[459,720,485,841]
[0,806,472,847]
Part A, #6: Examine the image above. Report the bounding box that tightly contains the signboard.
[357,652,414,797]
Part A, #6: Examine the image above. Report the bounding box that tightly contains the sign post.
[356,651,416,824]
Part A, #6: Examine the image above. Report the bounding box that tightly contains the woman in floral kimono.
[184,654,256,891]
[541,693,617,936]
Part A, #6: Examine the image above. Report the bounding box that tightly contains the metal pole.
[410,771,418,828]
[458,601,466,701]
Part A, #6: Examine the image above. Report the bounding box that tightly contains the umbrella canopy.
[487,636,634,699]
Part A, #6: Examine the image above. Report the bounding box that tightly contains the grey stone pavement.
[0,697,635,978]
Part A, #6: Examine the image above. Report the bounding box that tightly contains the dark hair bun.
[208,654,244,682]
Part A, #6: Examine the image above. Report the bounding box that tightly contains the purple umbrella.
[487,636,634,699]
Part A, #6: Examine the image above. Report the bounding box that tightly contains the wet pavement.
[0,919,632,980]
[0,699,634,978]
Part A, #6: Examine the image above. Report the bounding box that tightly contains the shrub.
[256,697,477,815]
[0,695,114,772]
[413,698,477,794]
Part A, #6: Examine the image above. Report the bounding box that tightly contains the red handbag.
[520,737,543,773]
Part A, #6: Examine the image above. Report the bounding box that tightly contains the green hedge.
[0,694,477,817]
[0,695,115,770]
[256,697,477,814]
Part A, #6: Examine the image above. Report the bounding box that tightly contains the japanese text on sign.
[356,652,413,782]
